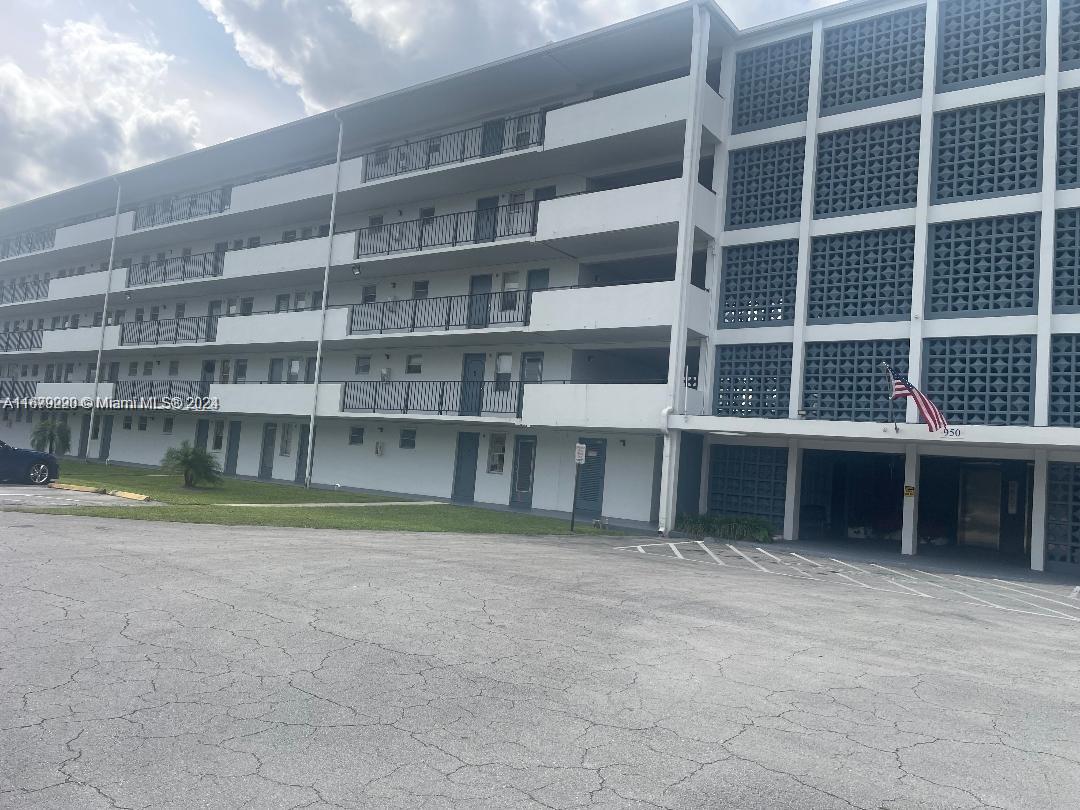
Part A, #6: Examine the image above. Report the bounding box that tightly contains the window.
[287,358,302,384]
[368,214,384,228]
[361,285,377,304]
[128,362,138,377]
[282,229,297,243]
[247,236,261,249]
[212,420,225,451]
[174,303,186,319]
[134,308,144,322]
[412,280,429,299]
[495,353,512,391]
[122,414,133,430]
[219,359,231,384]
[293,291,308,311]
[355,355,371,374]
[318,224,330,237]
[235,360,248,384]
[226,298,238,316]
[405,354,422,374]
[240,297,254,316]
[349,426,365,445]
[280,423,293,456]
[168,360,180,377]
[301,226,313,240]
[93,312,103,327]
[232,239,244,251]
[501,272,520,311]
[163,416,174,434]
[275,294,290,313]
[399,428,416,449]
[142,361,153,376]
[487,433,507,473]
[149,306,160,321]
[137,416,148,431]
[269,358,284,383]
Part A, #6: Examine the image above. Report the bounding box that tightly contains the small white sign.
[574,442,587,465]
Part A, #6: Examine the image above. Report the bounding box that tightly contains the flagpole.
[880,362,898,433]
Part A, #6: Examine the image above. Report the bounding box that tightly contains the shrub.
[161,441,222,488]
[31,418,71,455]
[675,513,775,542]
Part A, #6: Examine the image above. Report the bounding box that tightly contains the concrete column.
[901,443,919,555]
[698,436,712,514]
[787,21,824,419]
[1035,0,1062,426]
[1031,450,1049,571]
[782,440,802,541]
[658,430,682,533]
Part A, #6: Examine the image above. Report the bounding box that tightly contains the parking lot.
[0,484,137,508]
[2,511,1078,809]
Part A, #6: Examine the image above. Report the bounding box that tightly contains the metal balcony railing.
[0,330,44,352]
[132,186,231,230]
[341,379,522,417]
[0,226,56,259]
[0,379,36,399]
[348,289,533,334]
[355,201,538,257]
[126,250,225,287]
[119,316,216,346]
[360,112,545,182]
[0,278,50,305]
[114,379,210,400]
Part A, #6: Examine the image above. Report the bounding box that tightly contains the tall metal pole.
[88,179,122,457]
[304,114,345,487]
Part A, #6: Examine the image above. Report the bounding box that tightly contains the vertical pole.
[901,443,919,556]
[570,463,580,533]
[1030,449,1048,572]
[304,114,345,487]
[88,179,122,455]
[782,440,801,541]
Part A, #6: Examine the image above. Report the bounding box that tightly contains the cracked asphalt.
[1,511,1078,809]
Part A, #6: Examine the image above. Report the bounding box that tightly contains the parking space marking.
[955,575,1080,620]
[696,541,726,565]
[667,543,685,560]
[727,544,774,574]
[790,552,823,567]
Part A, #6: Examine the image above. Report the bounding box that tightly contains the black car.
[0,439,59,485]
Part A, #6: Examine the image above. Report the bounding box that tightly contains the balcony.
[0,225,56,260]
[348,289,530,334]
[0,330,43,352]
[119,316,215,346]
[211,382,315,416]
[354,201,537,258]
[126,251,224,287]
[0,278,50,305]
[359,112,545,183]
[0,379,36,399]
[520,382,670,429]
[35,381,114,401]
[114,379,208,401]
[340,379,521,418]
[131,186,231,230]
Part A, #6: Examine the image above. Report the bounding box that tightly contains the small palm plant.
[161,441,222,488]
[30,417,71,455]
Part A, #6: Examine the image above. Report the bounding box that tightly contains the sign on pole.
[574,442,587,465]
[570,443,587,532]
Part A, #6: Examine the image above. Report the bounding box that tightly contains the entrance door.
[459,353,486,416]
[223,421,242,475]
[97,415,113,461]
[77,414,91,458]
[294,424,310,484]
[258,423,276,479]
[518,352,544,417]
[206,300,222,341]
[510,435,537,508]
[107,362,120,383]
[200,360,216,397]
[468,274,492,327]
[473,196,499,243]
[575,438,607,517]
[194,419,210,451]
[479,119,505,157]
[959,465,1002,549]
[451,432,480,502]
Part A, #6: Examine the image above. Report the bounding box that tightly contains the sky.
[0,0,840,209]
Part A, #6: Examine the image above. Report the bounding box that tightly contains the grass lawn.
[57,459,393,505]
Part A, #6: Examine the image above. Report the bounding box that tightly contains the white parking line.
[986,579,1080,611]
[789,552,823,567]
[869,562,921,581]
[887,579,936,599]
[756,547,814,578]
[727,544,773,573]
[667,543,685,560]
[914,571,1070,618]
[831,558,874,575]
[696,541,726,565]
[954,576,1080,620]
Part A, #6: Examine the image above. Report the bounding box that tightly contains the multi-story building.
[2,0,1080,574]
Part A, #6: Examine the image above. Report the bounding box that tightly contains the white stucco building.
[3,0,1080,574]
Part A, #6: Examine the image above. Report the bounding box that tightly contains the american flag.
[883,364,948,432]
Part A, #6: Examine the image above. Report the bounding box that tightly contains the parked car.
[0,439,59,485]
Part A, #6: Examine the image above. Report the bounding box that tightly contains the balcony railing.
[0,278,50,305]
[355,201,538,258]
[126,250,225,287]
[0,330,44,352]
[119,316,216,346]
[348,289,533,334]
[0,379,36,399]
[114,379,210,400]
[360,112,545,182]
[1,226,56,260]
[132,186,232,230]
[341,379,522,417]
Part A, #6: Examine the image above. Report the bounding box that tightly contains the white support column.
[904,0,940,423]
[1031,449,1049,571]
[787,21,824,419]
[1035,0,1062,426]
[782,440,802,541]
[901,443,919,556]
[698,436,712,514]
[658,4,710,534]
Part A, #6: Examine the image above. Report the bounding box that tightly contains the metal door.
[207,300,222,340]
[451,432,480,502]
[459,354,486,416]
[959,465,1002,549]
[574,438,607,517]
[77,414,91,458]
[468,274,492,327]
[473,196,499,243]
[294,425,310,484]
[258,423,276,480]
[510,435,537,508]
[479,119,505,156]
[97,415,113,461]
[223,421,242,475]
[194,419,210,451]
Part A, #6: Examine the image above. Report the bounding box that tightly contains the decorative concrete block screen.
[1055,208,1080,309]
[927,214,1039,316]
[820,6,926,115]
[933,97,1042,202]
[732,34,812,133]
[808,227,915,322]
[719,240,798,325]
[1047,462,1080,571]
[923,335,1035,425]
[714,343,792,418]
[802,339,910,422]
[1063,0,1080,68]
[1058,90,1080,188]
[814,118,921,217]
[1050,334,1080,426]
[726,139,805,229]
[708,443,788,530]
[937,0,1045,91]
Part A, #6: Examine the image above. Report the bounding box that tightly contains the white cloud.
[0,19,201,207]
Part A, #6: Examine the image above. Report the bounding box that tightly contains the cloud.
[0,19,201,207]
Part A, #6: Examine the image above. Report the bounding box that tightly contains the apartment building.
[2,0,1080,574]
